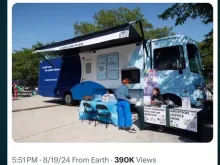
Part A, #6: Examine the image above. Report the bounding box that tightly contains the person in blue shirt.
[114,78,136,133]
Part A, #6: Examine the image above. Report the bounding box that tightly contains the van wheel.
[64,93,73,106]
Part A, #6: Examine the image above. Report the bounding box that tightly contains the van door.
[152,44,185,94]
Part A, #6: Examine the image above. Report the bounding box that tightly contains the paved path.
[12,95,62,111]
[12,100,195,143]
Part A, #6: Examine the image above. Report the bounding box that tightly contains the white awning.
[34,23,143,54]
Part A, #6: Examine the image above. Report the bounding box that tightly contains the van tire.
[64,93,73,106]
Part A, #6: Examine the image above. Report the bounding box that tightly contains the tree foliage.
[158,3,213,83]
[13,47,40,87]
[158,3,213,26]
[12,42,57,87]
[198,36,213,83]
[73,7,175,39]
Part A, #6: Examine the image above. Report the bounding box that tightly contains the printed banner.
[169,108,198,132]
[144,107,166,125]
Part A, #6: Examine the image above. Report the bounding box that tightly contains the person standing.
[13,83,18,98]
[114,78,136,133]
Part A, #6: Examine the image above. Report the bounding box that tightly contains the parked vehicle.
[34,20,206,106]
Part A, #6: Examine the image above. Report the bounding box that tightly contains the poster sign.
[169,109,198,132]
[144,107,166,125]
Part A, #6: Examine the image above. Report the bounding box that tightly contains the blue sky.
[12,3,213,51]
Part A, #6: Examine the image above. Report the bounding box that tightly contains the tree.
[198,39,213,83]
[158,3,213,47]
[12,47,40,87]
[158,3,213,83]
[158,3,213,26]
[12,42,57,87]
[73,7,175,39]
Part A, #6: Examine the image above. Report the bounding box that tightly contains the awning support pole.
[149,39,152,69]
[129,20,148,55]
[37,53,54,68]
[139,21,147,69]
[129,20,149,69]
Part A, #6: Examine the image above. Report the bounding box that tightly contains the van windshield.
[153,45,185,70]
[187,44,202,74]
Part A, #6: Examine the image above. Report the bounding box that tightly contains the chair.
[82,102,96,125]
[95,104,111,128]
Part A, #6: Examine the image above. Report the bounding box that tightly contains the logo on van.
[119,30,129,38]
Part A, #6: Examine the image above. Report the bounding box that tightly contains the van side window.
[154,45,185,70]
[187,44,202,74]
[107,52,119,80]
[97,54,107,80]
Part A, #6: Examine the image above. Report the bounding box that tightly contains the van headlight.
[192,88,206,107]
[195,98,204,106]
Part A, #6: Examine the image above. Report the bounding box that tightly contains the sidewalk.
[12,95,62,112]
[13,105,183,143]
